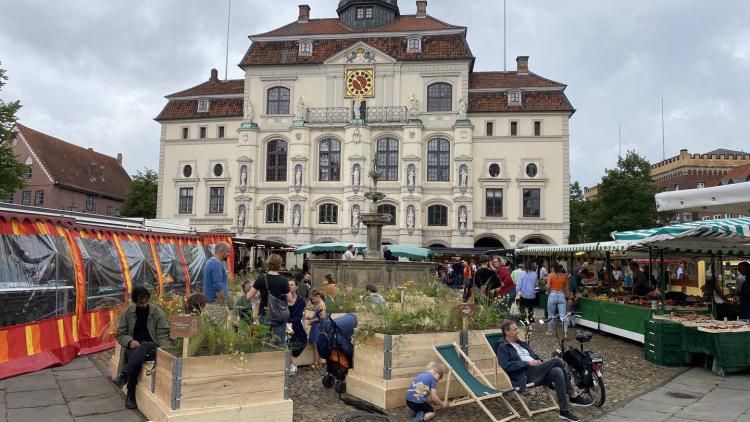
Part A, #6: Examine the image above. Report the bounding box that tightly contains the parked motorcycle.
[540,312,606,406]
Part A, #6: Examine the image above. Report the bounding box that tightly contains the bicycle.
[540,312,606,407]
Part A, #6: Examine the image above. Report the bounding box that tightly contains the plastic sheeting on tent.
[0,234,76,328]
[294,242,367,254]
[181,243,208,294]
[76,238,126,310]
[119,240,159,292]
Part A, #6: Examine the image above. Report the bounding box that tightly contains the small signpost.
[456,303,476,331]
[170,314,200,357]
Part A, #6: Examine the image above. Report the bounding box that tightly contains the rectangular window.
[26,165,32,179]
[106,206,113,215]
[724,213,732,219]
[266,203,285,223]
[34,190,44,206]
[486,121,494,136]
[209,187,224,214]
[702,216,710,221]
[427,205,448,226]
[534,120,542,136]
[486,189,503,217]
[510,121,518,136]
[182,127,189,140]
[218,126,225,139]
[199,126,207,139]
[522,188,541,217]
[86,195,95,211]
[713,214,721,219]
[319,204,339,224]
[356,7,364,19]
[179,187,194,214]
[697,182,705,189]
[114,209,121,217]
[365,7,373,18]
[21,190,31,206]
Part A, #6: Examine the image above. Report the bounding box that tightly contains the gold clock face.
[345,68,374,98]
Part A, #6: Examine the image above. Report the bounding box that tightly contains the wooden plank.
[154,366,174,408]
[292,343,315,366]
[181,351,285,378]
[157,348,176,374]
[181,371,285,400]
[181,390,285,410]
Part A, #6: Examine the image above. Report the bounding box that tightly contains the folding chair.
[432,343,520,422]
[483,332,559,417]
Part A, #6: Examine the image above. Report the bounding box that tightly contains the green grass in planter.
[172,311,272,357]
[326,287,367,313]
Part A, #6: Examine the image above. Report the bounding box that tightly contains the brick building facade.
[6,124,131,215]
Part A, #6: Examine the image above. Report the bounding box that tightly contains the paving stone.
[7,404,73,422]
[54,367,103,381]
[700,387,750,409]
[734,414,750,422]
[59,377,117,400]
[638,387,701,407]
[53,358,95,372]
[5,373,58,392]
[719,377,750,392]
[595,417,633,422]
[73,409,144,422]
[667,380,718,395]
[0,379,5,390]
[664,418,701,422]
[68,394,127,417]
[611,407,671,421]
[6,388,65,408]
[674,401,744,422]
[622,398,683,414]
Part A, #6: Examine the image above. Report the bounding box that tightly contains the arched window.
[377,204,397,225]
[427,205,448,226]
[319,138,341,181]
[265,203,285,223]
[319,203,338,224]
[427,83,452,112]
[376,138,399,181]
[267,86,290,115]
[427,138,450,181]
[266,139,287,182]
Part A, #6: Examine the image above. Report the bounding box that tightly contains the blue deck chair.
[432,343,520,422]
[483,332,559,417]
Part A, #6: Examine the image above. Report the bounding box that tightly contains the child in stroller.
[316,313,358,394]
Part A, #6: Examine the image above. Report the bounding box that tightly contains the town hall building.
[155,0,575,249]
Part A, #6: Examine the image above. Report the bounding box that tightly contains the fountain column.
[360,167,392,260]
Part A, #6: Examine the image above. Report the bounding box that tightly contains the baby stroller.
[317,313,357,394]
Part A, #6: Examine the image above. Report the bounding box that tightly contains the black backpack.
[262,275,290,325]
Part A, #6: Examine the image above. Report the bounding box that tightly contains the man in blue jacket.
[495,320,592,422]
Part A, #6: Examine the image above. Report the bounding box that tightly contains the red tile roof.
[241,33,472,66]
[470,71,565,89]
[155,98,243,121]
[468,91,575,114]
[166,79,244,98]
[720,163,750,184]
[252,15,462,37]
[13,124,132,201]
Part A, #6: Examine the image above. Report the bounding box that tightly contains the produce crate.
[645,319,683,335]
[644,347,683,366]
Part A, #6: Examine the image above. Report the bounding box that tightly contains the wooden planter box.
[346,329,503,409]
[135,348,292,422]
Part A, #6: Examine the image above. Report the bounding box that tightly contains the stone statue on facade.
[457,98,467,120]
[295,97,305,120]
[406,207,415,229]
[244,101,254,121]
[352,97,362,120]
[352,207,360,227]
[293,208,301,228]
[295,167,303,187]
[460,167,469,188]
[240,167,248,186]
[409,94,420,118]
[407,166,416,188]
[352,128,361,144]
[238,208,246,226]
[352,166,360,186]
[459,208,467,230]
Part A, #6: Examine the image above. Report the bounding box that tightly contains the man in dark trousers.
[383,246,397,261]
[114,285,170,409]
[495,320,592,421]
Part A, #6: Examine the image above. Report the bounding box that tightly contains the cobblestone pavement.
[595,367,750,421]
[77,315,686,422]
[1,356,143,422]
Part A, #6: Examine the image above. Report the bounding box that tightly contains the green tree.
[585,151,659,241]
[121,169,157,218]
[0,63,26,199]
[569,181,590,244]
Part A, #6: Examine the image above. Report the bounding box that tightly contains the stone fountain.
[360,166,392,260]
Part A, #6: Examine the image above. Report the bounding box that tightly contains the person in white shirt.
[342,244,356,260]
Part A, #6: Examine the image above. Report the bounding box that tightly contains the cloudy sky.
[1,0,748,187]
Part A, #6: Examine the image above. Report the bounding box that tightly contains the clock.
[345,68,374,98]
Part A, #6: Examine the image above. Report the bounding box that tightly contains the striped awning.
[515,241,632,256]
[611,217,750,256]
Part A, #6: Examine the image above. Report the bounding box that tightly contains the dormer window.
[407,37,422,53]
[356,6,373,19]
[197,99,210,113]
[298,41,312,56]
[508,90,522,105]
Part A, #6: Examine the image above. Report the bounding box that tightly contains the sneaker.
[288,363,297,375]
[125,396,137,409]
[113,373,127,388]
[570,394,594,407]
[558,409,580,421]
[413,411,424,422]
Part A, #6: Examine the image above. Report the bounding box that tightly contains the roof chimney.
[298,4,310,23]
[210,68,218,81]
[516,56,529,75]
[116,153,122,165]
[416,1,427,17]
[87,147,93,151]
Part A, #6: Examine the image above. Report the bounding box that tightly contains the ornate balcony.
[305,106,408,124]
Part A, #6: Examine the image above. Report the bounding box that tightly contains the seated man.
[495,320,592,422]
[114,285,171,409]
